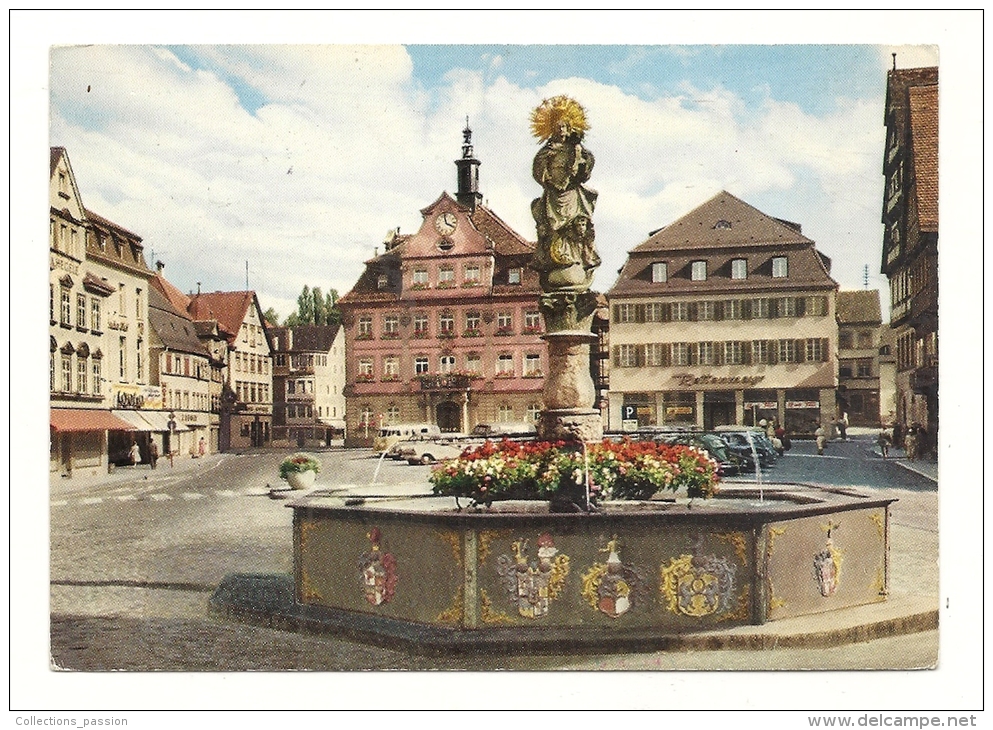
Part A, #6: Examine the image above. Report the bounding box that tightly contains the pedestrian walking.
[904,425,918,462]
[876,429,890,459]
[129,441,141,467]
[198,437,206,458]
[838,412,849,441]
[815,425,826,456]
[149,441,159,469]
[775,425,791,451]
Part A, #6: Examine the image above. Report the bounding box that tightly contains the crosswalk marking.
[50,500,68,507]
[115,494,137,502]
[215,490,237,497]
[53,487,269,508]
[181,492,205,500]
[81,497,103,505]
[148,493,173,501]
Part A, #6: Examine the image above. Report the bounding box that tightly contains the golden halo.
[530,95,590,141]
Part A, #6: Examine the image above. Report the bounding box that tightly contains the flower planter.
[286,469,317,490]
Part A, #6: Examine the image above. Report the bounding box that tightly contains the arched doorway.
[436,401,461,433]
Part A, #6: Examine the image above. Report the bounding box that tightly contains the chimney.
[155,260,165,272]
[455,118,482,212]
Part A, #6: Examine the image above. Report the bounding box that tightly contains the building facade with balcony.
[270,325,346,447]
[187,291,273,450]
[338,128,545,446]
[835,289,884,427]
[880,63,938,457]
[49,147,153,477]
[606,191,839,437]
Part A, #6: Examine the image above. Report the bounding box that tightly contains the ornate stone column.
[528,96,603,445]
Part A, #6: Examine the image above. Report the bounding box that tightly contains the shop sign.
[744,401,778,410]
[673,373,765,388]
[107,318,129,331]
[111,383,164,410]
[50,254,79,275]
[665,406,694,416]
[786,401,820,409]
[621,420,639,432]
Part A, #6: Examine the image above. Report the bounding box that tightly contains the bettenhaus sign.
[111,384,164,410]
[673,373,765,388]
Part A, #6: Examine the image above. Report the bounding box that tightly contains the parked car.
[400,438,468,465]
[372,423,441,455]
[652,431,742,477]
[714,428,778,468]
[470,422,537,439]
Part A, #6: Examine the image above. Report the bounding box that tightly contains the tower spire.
[455,119,482,212]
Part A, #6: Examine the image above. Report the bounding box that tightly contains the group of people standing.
[128,437,206,469]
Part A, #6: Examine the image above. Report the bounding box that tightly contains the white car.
[400,438,469,465]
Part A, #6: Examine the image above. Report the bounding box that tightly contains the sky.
[46,33,938,321]
[15,9,985,715]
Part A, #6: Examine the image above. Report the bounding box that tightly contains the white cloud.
[50,43,893,316]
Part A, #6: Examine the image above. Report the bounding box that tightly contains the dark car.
[716,430,778,468]
[650,431,742,477]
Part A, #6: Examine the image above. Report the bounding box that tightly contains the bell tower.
[455,119,482,212]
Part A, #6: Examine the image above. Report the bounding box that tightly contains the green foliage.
[283,286,341,327]
[279,453,321,481]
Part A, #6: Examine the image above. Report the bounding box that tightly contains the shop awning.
[111,410,158,432]
[138,410,190,432]
[319,419,346,429]
[50,408,136,433]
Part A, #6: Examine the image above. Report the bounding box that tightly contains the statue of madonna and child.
[529,95,602,296]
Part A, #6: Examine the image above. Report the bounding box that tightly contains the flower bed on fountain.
[429,438,720,508]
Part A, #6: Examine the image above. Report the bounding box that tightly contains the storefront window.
[662,391,695,424]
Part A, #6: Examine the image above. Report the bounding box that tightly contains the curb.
[209,573,938,657]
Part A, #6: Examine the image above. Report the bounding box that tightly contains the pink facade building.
[339,128,545,445]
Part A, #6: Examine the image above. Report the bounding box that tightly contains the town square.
[10,8,984,720]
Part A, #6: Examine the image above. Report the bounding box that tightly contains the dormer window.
[772,256,788,278]
[651,262,668,283]
[691,260,707,281]
[377,274,389,290]
[507,268,522,285]
[731,258,747,280]
[714,219,732,230]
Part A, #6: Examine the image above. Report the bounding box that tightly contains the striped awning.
[50,408,136,433]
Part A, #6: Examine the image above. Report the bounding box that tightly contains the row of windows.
[357,310,542,339]
[163,387,210,412]
[51,352,102,396]
[241,322,266,348]
[613,338,831,367]
[356,352,543,381]
[838,330,876,351]
[839,359,874,379]
[235,381,270,404]
[358,403,542,427]
[118,335,144,381]
[53,286,103,332]
[406,264,523,289]
[613,296,828,324]
[650,256,788,283]
[233,351,270,375]
[163,352,209,380]
[896,330,938,372]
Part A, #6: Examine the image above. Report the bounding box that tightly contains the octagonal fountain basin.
[286,483,894,642]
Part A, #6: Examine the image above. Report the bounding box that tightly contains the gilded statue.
[529,96,601,292]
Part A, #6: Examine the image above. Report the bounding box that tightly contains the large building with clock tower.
[338,126,546,446]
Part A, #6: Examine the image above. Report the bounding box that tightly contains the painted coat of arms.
[580,536,647,618]
[814,522,843,597]
[660,547,737,618]
[495,532,570,619]
[358,526,397,606]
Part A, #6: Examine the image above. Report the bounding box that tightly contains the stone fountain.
[210,97,905,655]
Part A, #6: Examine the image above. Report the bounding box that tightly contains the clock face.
[434,212,458,235]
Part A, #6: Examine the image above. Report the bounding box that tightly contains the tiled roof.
[909,84,938,232]
[268,325,341,354]
[150,272,192,318]
[609,192,836,297]
[51,147,65,176]
[629,191,813,253]
[836,289,882,324]
[471,204,534,256]
[148,287,210,356]
[84,208,143,242]
[187,291,256,342]
[84,207,152,277]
